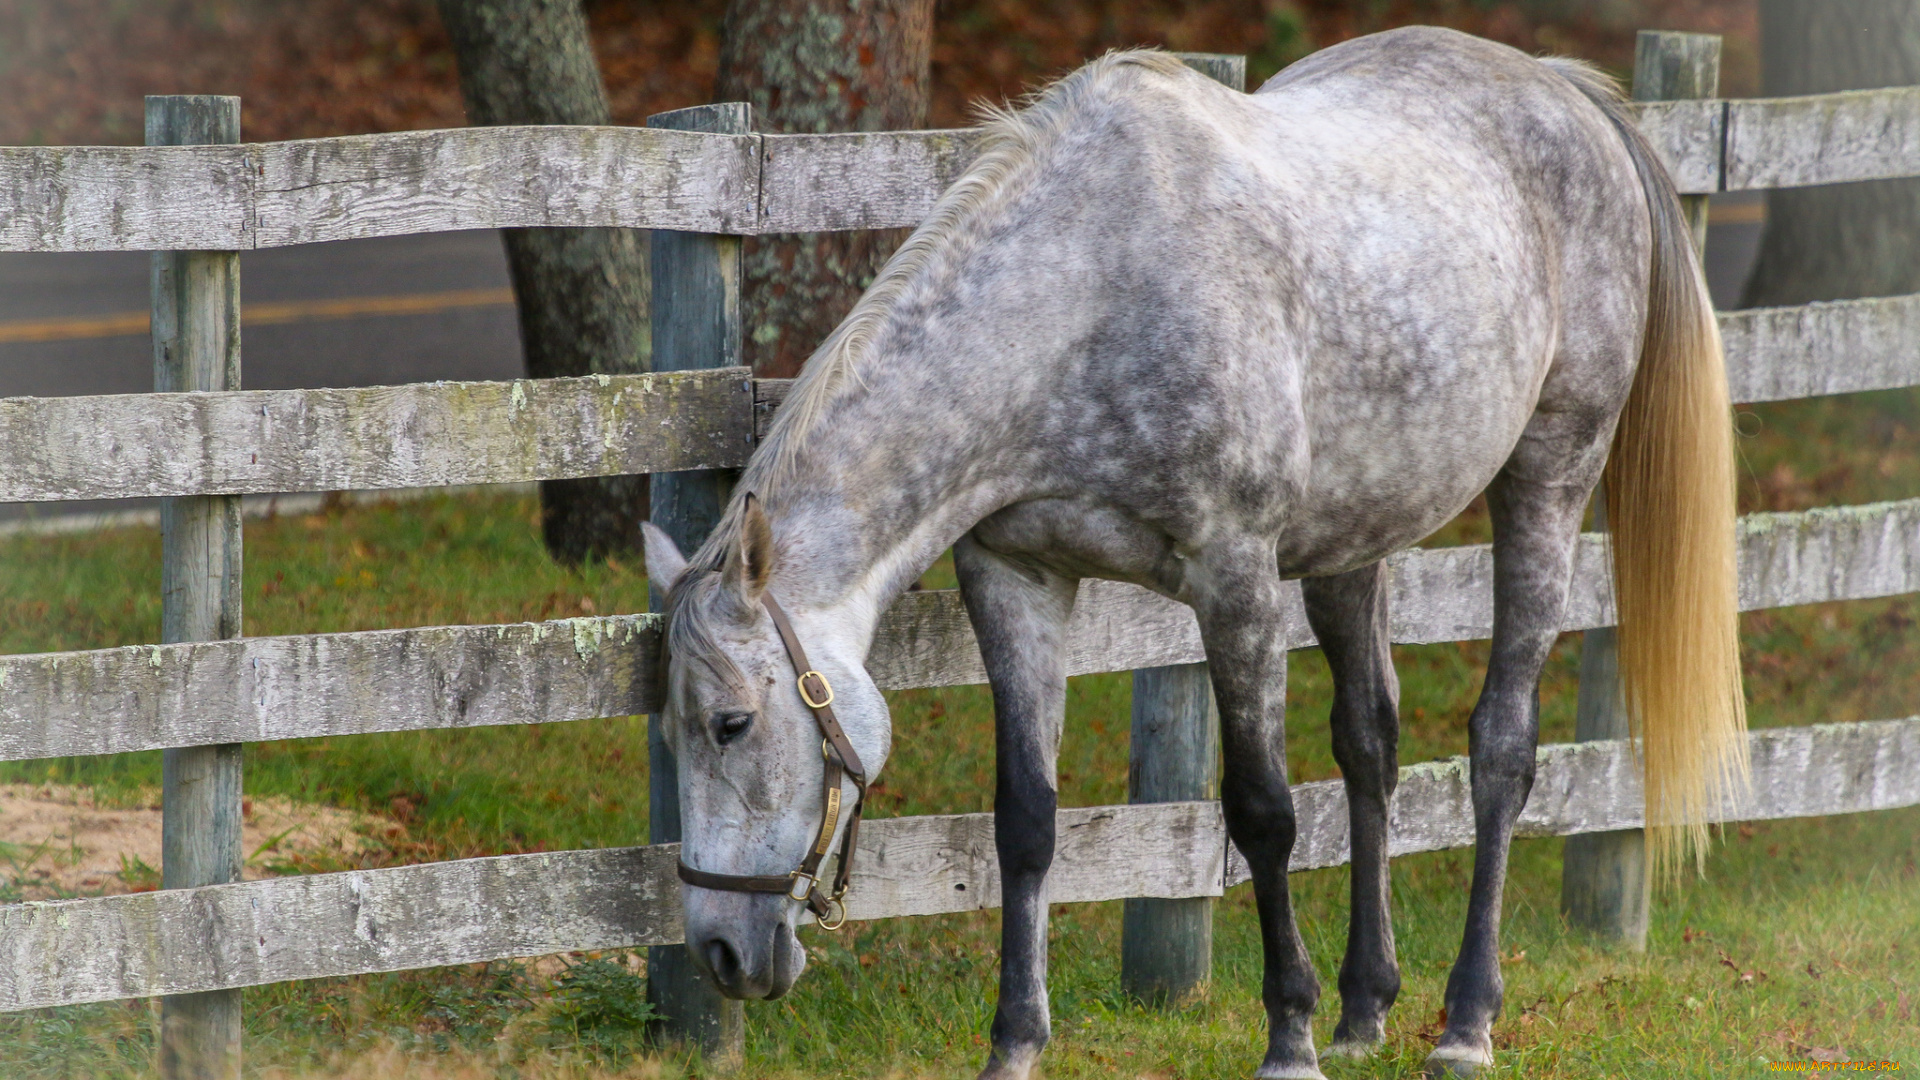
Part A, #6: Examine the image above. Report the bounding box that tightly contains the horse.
[639,25,1747,1079]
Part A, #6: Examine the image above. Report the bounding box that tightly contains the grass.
[0,387,1918,1076]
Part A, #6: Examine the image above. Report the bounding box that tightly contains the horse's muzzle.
[694,918,806,1000]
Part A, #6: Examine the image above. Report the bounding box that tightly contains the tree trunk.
[717,0,935,377]
[1742,0,1920,306]
[438,0,651,563]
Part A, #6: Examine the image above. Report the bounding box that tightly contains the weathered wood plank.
[0,845,683,1012]
[27,264,1920,504]
[642,102,752,1053]
[1722,292,1920,403]
[0,369,753,502]
[0,145,253,252]
[1726,86,1920,191]
[4,718,1912,1013]
[254,127,761,246]
[754,378,793,441]
[867,496,1920,687]
[1227,716,1920,884]
[1625,98,1724,195]
[4,498,1918,762]
[0,94,1729,252]
[755,130,985,232]
[842,800,1225,921]
[148,92,248,1080]
[0,616,662,762]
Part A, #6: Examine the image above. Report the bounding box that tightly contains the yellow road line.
[0,287,515,345]
[1710,200,1766,225]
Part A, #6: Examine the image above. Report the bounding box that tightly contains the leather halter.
[676,592,869,930]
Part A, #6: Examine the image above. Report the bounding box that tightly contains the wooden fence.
[1,29,1919,1069]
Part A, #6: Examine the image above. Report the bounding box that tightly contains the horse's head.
[641,497,889,1000]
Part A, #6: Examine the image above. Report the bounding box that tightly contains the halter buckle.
[797,670,834,709]
[787,870,819,903]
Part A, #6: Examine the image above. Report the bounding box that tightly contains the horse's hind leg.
[1302,564,1402,1057]
[1191,536,1324,1079]
[1426,465,1596,1078]
[953,534,1077,1080]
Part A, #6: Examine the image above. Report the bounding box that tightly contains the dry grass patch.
[0,783,383,900]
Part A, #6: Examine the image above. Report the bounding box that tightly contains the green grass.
[1,385,1919,1076]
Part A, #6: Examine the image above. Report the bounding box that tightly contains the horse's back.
[1154,28,1649,572]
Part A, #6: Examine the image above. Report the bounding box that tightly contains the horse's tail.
[1544,57,1748,878]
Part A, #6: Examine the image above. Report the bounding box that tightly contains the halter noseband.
[675,592,869,931]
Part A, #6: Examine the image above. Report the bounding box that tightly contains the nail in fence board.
[148,93,246,1080]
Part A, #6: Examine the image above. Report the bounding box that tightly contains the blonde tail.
[1547,57,1750,878]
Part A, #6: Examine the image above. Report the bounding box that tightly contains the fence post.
[644,101,751,1065]
[149,94,245,1080]
[1118,52,1245,1009]
[1559,30,1719,950]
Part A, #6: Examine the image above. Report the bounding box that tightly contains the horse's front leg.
[1191,537,1324,1080]
[954,535,1077,1080]
[1426,470,1589,1078]
[1302,564,1402,1057]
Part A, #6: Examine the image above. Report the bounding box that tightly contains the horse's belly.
[1273,380,1533,577]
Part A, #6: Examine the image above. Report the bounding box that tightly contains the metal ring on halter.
[797,670,834,709]
[817,896,848,932]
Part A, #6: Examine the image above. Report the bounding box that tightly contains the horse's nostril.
[703,937,742,987]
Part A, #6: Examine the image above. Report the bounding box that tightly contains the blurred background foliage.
[0,0,1757,146]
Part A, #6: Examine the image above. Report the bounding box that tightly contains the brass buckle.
[797,670,834,709]
[787,871,818,903]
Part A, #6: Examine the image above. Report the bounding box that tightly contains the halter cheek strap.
[676,593,869,930]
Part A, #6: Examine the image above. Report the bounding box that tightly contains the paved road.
[0,197,1765,524]
[0,230,524,525]
[0,230,521,397]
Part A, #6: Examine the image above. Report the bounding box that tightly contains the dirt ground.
[0,783,382,901]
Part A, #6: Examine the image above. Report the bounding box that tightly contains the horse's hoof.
[1324,1016,1387,1059]
[1253,1065,1327,1080]
[975,1044,1041,1080]
[1321,1036,1382,1060]
[1423,1037,1494,1078]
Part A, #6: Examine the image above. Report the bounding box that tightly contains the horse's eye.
[711,711,755,746]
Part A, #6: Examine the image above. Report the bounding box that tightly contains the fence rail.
[4,287,1920,504]
[0,497,1916,762]
[3,718,1913,1014]
[0,371,752,502]
[6,86,1920,252]
[4,51,1920,1035]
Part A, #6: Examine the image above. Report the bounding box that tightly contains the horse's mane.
[671,49,1193,589]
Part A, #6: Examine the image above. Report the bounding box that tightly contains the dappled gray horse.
[641,26,1747,1079]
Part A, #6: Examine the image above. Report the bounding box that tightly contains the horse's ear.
[725,493,776,610]
[641,522,689,591]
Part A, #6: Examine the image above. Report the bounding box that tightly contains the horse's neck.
[760,339,1042,649]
